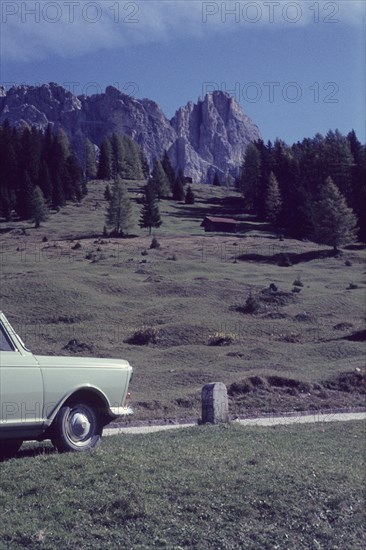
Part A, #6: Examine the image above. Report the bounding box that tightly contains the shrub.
[243,293,260,313]
[71,242,82,250]
[323,369,366,393]
[42,236,48,242]
[176,397,194,408]
[229,381,252,395]
[208,332,236,346]
[150,237,160,249]
[292,286,301,293]
[279,331,302,342]
[293,277,304,287]
[345,260,352,266]
[185,185,195,204]
[126,327,158,345]
[62,339,93,352]
[278,253,292,267]
[334,322,354,331]
[141,250,148,256]
[347,283,358,290]
[229,377,268,395]
[295,312,313,322]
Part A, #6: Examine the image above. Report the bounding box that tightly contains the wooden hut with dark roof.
[201,216,238,233]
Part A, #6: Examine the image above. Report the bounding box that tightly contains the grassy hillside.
[1,181,365,420]
[1,422,365,549]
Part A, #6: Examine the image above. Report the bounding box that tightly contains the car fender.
[44,384,111,426]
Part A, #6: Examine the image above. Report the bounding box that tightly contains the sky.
[0,0,365,144]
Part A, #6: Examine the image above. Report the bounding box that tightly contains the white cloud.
[0,0,364,62]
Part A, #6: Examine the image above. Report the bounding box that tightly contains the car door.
[0,323,44,430]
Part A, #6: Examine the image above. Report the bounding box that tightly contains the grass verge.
[1,421,365,549]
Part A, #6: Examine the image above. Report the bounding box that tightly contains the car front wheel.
[51,402,102,452]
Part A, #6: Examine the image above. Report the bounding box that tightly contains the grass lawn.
[1,181,365,420]
[0,421,365,549]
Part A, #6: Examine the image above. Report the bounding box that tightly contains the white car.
[0,312,133,457]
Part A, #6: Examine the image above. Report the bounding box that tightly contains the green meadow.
[1,181,365,420]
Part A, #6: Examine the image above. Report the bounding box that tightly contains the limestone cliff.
[0,83,261,182]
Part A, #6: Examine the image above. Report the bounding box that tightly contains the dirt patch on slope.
[238,248,338,265]
[228,369,366,415]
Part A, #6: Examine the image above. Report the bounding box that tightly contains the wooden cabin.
[201,216,238,233]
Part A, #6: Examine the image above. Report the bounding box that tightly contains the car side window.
[0,325,15,351]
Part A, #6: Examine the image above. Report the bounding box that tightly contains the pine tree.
[49,132,69,205]
[213,172,221,186]
[239,143,261,212]
[16,170,34,219]
[255,140,273,218]
[19,127,41,185]
[140,150,150,179]
[161,150,175,190]
[296,133,327,197]
[57,128,71,159]
[81,178,88,197]
[324,129,354,202]
[38,161,52,202]
[43,125,54,161]
[272,140,306,236]
[65,154,84,201]
[111,133,125,177]
[150,160,170,199]
[128,138,144,179]
[311,177,358,251]
[121,137,143,180]
[265,172,282,227]
[104,184,112,201]
[172,171,185,201]
[52,174,65,209]
[105,175,134,236]
[347,130,366,242]
[0,120,88,220]
[0,121,18,219]
[185,185,195,205]
[85,138,97,180]
[30,186,48,228]
[97,137,113,180]
[139,181,162,234]
[0,186,16,220]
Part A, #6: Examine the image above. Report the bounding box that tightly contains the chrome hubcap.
[69,411,91,439]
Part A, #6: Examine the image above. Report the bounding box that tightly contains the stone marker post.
[201,382,229,424]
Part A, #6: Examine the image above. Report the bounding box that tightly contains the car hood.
[34,355,132,370]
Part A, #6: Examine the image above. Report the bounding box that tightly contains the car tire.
[0,439,23,460]
[51,402,102,452]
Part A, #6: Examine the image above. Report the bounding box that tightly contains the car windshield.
[0,325,15,351]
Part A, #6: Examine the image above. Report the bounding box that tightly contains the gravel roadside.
[104,410,366,436]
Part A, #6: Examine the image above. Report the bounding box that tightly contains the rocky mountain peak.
[0,84,261,182]
[170,91,260,181]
